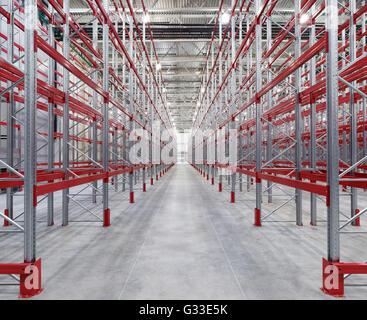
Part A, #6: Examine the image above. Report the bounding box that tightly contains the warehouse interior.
[1,0,367,300]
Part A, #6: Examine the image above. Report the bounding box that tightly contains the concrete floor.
[0,164,367,299]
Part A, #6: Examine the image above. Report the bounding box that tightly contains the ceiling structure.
[71,0,298,131]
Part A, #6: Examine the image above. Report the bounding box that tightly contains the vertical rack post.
[254,0,262,226]
[294,0,303,226]
[230,0,236,203]
[322,0,342,296]
[62,0,70,226]
[211,31,215,186]
[325,0,340,263]
[238,11,243,192]
[218,13,223,192]
[102,0,110,226]
[309,3,317,226]
[129,13,134,203]
[349,0,359,225]
[266,3,272,204]
[6,0,14,223]
[23,0,37,263]
[246,15,251,192]
[142,17,147,192]
[122,16,127,192]
[113,20,119,193]
[47,2,55,226]
[150,42,154,186]
[92,19,98,203]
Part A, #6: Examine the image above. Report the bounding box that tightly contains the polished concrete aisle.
[1,164,366,299]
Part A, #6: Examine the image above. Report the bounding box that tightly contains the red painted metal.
[354,209,361,227]
[3,209,9,227]
[254,209,261,227]
[103,209,111,227]
[322,258,367,297]
[0,259,43,298]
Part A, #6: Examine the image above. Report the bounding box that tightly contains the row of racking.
[0,0,175,297]
[190,0,367,297]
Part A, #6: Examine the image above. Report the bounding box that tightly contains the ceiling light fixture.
[299,13,310,25]
[221,11,230,25]
[142,13,150,23]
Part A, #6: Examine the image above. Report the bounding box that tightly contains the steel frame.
[190,0,367,297]
[0,0,175,297]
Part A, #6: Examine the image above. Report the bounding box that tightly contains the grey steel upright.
[92,19,98,203]
[218,13,223,191]
[294,0,303,226]
[325,0,340,262]
[102,0,110,225]
[266,4,272,203]
[309,4,317,225]
[47,2,55,226]
[230,0,237,203]
[142,17,147,191]
[129,14,134,203]
[254,0,262,226]
[24,0,37,263]
[62,0,70,226]
[349,0,358,225]
[6,0,14,222]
